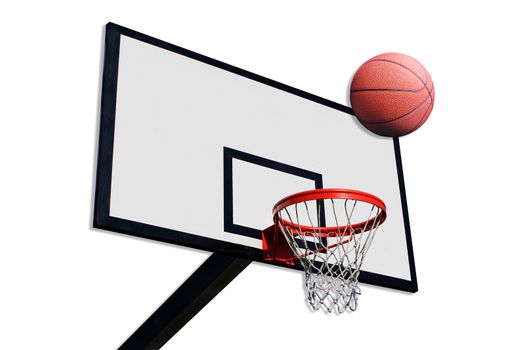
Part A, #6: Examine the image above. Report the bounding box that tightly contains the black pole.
[118,253,252,350]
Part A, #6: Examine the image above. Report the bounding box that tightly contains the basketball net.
[275,196,384,313]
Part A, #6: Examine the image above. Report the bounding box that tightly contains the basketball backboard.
[94,23,417,292]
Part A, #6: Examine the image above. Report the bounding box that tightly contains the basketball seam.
[362,58,432,100]
[361,96,432,129]
[412,97,433,130]
[365,58,428,83]
[358,82,434,124]
[423,69,435,106]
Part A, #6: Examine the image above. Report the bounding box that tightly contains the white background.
[1,1,524,349]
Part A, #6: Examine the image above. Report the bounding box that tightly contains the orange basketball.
[350,53,435,137]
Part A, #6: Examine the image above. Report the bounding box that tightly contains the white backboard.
[95,23,417,291]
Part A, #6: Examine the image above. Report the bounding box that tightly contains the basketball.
[350,53,434,137]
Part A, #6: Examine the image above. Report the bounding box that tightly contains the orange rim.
[273,188,386,237]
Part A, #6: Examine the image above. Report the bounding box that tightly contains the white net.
[276,197,384,313]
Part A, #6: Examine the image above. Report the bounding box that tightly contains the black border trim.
[93,23,120,228]
[93,22,418,293]
[393,137,418,291]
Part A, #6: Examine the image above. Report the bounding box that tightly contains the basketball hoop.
[262,188,387,313]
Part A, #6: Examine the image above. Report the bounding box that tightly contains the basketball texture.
[350,53,434,137]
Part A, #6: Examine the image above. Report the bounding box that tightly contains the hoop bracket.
[262,225,297,266]
[260,188,387,313]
